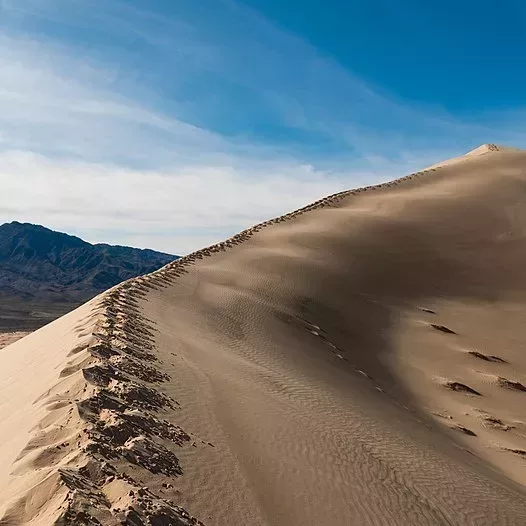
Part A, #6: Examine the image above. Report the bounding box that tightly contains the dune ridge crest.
[2,144,526,525]
[466,143,521,156]
[0,274,204,525]
[3,152,447,524]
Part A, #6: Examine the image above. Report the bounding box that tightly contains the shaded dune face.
[2,147,526,525]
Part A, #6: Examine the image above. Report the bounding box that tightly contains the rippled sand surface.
[1,145,526,525]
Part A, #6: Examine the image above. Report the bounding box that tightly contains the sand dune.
[2,145,526,525]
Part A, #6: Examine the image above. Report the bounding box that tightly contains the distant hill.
[0,222,176,330]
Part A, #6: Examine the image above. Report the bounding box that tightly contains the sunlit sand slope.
[1,146,526,525]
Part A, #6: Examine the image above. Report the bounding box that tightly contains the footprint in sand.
[503,448,526,457]
[497,377,526,392]
[443,381,482,396]
[304,323,349,362]
[476,412,514,431]
[419,307,436,314]
[451,424,477,437]
[431,324,457,334]
[467,351,508,363]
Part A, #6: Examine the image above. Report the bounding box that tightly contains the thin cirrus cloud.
[0,0,525,254]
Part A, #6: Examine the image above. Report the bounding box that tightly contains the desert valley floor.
[0,332,28,350]
[1,145,526,525]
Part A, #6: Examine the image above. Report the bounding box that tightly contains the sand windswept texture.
[2,144,526,524]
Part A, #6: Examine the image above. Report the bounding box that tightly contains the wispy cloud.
[0,151,348,254]
[0,34,233,166]
[0,0,525,253]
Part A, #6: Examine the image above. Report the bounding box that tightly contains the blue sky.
[0,0,525,253]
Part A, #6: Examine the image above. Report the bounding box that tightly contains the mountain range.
[0,222,176,330]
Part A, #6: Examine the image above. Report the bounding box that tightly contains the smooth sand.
[1,145,526,525]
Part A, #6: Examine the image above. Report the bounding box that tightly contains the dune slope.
[2,146,526,525]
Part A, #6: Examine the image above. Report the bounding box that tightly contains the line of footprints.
[289,306,526,460]
[422,307,526,459]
